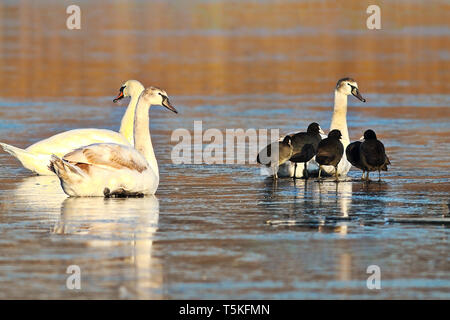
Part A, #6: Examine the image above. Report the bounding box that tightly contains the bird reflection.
[292,179,352,216]
[351,178,389,217]
[259,176,353,235]
[53,196,163,299]
[9,175,66,214]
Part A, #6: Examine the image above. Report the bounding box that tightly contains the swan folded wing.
[63,143,148,173]
[26,129,130,156]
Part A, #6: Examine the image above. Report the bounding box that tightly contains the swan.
[0,80,145,175]
[278,77,366,178]
[49,86,178,197]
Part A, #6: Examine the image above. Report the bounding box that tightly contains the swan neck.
[331,90,349,145]
[134,97,159,177]
[119,91,143,146]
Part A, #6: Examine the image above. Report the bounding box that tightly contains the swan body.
[0,80,145,175]
[278,77,366,178]
[49,144,158,197]
[50,86,178,197]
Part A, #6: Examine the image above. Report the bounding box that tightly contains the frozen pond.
[0,0,449,299]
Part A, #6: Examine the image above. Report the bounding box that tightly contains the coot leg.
[334,166,339,182]
[303,162,309,180]
[271,165,278,179]
[293,163,297,180]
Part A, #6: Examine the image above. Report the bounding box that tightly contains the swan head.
[113,80,145,103]
[336,78,366,102]
[139,86,178,114]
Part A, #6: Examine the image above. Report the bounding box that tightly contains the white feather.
[0,80,144,175]
[50,86,176,197]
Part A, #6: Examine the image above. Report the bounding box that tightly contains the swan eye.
[120,86,126,92]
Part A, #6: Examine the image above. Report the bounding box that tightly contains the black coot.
[315,129,344,181]
[257,135,293,179]
[346,140,365,179]
[360,129,390,181]
[289,122,323,179]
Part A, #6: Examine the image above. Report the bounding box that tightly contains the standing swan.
[278,77,366,178]
[0,80,144,175]
[321,77,366,177]
[49,87,178,197]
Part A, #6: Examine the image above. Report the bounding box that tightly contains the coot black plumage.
[289,122,323,179]
[346,139,390,180]
[257,135,293,179]
[360,129,390,181]
[346,140,365,179]
[316,129,344,181]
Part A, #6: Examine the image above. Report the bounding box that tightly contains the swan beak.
[113,92,124,103]
[162,96,178,114]
[351,87,366,102]
[319,127,325,135]
[113,87,125,103]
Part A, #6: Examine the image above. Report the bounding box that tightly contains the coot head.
[306,122,324,135]
[328,129,342,140]
[363,129,377,140]
[282,135,292,146]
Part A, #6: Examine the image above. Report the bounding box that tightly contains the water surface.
[0,0,449,299]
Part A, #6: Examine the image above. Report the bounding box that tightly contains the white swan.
[279,77,366,178]
[49,86,178,197]
[0,80,145,175]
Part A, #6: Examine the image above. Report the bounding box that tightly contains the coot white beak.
[319,127,325,135]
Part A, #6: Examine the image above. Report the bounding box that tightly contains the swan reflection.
[295,179,352,235]
[54,196,162,299]
[7,175,66,214]
[292,179,352,216]
[260,178,353,235]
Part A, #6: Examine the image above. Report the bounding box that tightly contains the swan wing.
[26,129,130,157]
[63,143,148,173]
